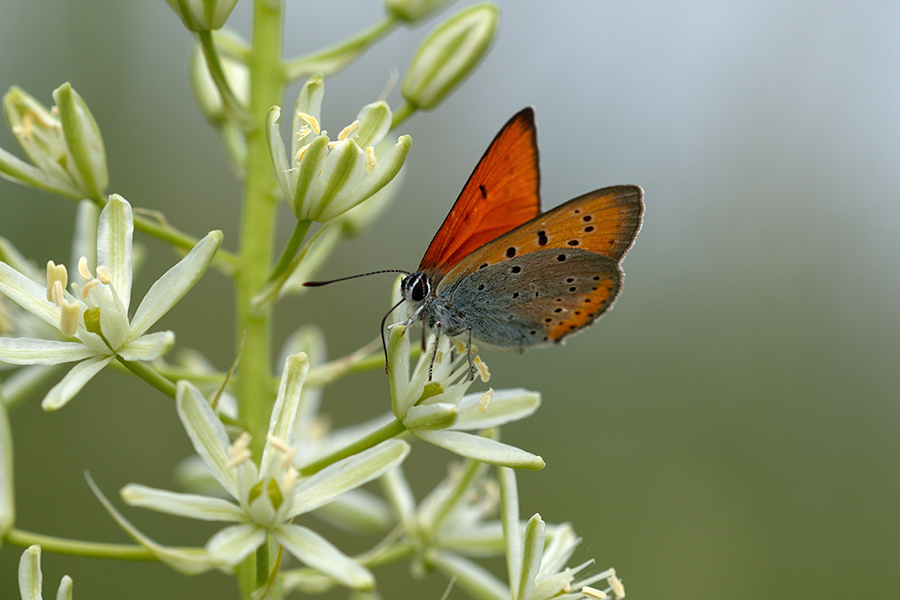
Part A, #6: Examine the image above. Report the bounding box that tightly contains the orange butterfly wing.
[437,185,643,343]
[418,107,541,279]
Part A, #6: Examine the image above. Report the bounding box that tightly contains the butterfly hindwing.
[437,247,622,347]
[418,108,542,279]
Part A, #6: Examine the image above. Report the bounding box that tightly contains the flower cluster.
[0,196,220,410]
[267,75,411,223]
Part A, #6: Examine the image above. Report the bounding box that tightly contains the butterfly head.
[400,271,432,306]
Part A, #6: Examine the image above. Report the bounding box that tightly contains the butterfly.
[307,107,643,379]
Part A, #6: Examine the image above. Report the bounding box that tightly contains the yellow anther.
[337,120,360,141]
[295,112,320,135]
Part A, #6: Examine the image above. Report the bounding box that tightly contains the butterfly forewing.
[418,108,541,279]
[433,185,642,345]
[441,185,643,280]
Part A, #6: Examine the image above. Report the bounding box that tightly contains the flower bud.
[401,3,499,110]
[385,0,453,23]
[53,83,108,198]
[1,84,107,199]
[165,0,238,31]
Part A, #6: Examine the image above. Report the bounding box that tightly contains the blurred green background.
[2,1,899,598]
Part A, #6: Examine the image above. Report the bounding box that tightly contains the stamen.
[479,387,493,413]
[607,573,625,599]
[266,435,290,453]
[95,265,111,285]
[50,280,65,306]
[295,143,310,163]
[365,146,377,172]
[59,299,82,337]
[337,120,359,141]
[80,279,99,299]
[295,112,320,135]
[327,139,342,150]
[582,586,608,600]
[45,261,68,302]
[474,356,490,382]
[297,125,311,139]
[227,432,253,468]
[78,256,92,280]
[281,467,298,491]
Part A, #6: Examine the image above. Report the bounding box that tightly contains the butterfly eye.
[403,273,430,303]
[411,276,429,302]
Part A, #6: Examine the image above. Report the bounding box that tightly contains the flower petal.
[290,439,409,517]
[206,523,266,566]
[427,549,509,600]
[86,472,219,575]
[266,106,293,201]
[453,388,541,430]
[129,230,222,338]
[518,514,545,600]
[413,430,545,470]
[42,355,114,411]
[0,338,97,365]
[319,135,411,221]
[18,545,42,600]
[0,262,62,330]
[275,523,373,590]
[96,194,134,311]
[0,401,13,537]
[260,353,309,474]
[120,483,245,522]
[118,331,174,361]
[176,381,240,498]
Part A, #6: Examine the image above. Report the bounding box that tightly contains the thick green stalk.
[237,1,285,597]
[238,0,284,460]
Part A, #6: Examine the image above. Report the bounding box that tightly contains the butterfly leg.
[465,326,475,381]
[428,322,442,382]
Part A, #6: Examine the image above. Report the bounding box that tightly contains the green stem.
[298,418,407,477]
[284,16,399,80]
[236,1,286,596]
[115,356,177,399]
[3,528,155,561]
[198,30,247,125]
[267,219,311,285]
[391,101,417,129]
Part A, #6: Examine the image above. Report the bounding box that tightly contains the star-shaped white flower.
[0,194,222,410]
[120,354,410,590]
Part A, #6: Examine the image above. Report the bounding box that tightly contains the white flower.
[426,467,625,600]
[119,354,410,590]
[267,74,411,222]
[0,194,222,410]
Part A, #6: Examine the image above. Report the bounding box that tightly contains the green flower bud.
[165,0,239,31]
[53,83,108,198]
[402,2,499,110]
[1,84,107,199]
[385,0,453,23]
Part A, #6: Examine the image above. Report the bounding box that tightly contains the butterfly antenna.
[380,297,406,374]
[303,269,410,287]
